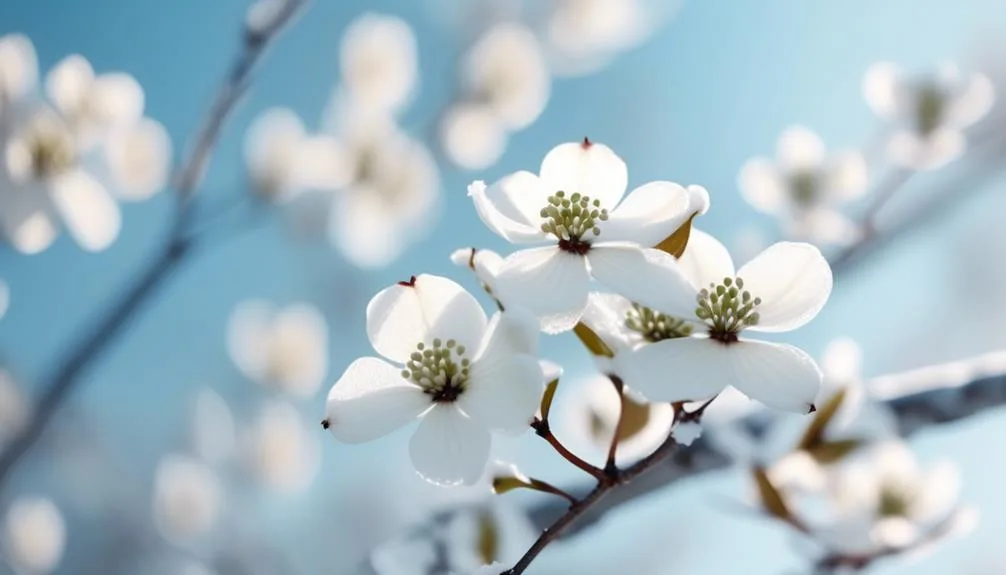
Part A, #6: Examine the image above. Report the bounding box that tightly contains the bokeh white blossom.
[2,496,66,574]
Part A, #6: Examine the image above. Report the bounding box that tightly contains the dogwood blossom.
[324,274,544,486]
[440,102,508,170]
[243,400,320,493]
[810,440,970,557]
[469,139,708,333]
[190,388,236,465]
[340,14,417,114]
[545,0,652,76]
[612,232,832,413]
[739,126,868,246]
[2,497,65,574]
[152,454,222,545]
[226,300,329,398]
[0,45,171,253]
[863,61,994,170]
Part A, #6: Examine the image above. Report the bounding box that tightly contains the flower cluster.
[0,33,172,254]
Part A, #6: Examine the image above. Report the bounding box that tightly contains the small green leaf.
[796,388,847,451]
[492,476,531,495]
[573,322,614,358]
[752,466,792,521]
[540,378,560,420]
[807,439,862,464]
[654,213,697,258]
[476,512,499,565]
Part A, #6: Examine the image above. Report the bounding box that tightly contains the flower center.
[914,83,945,136]
[878,484,915,518]
[18,113,76,181]
[401,338,470,403]
[539,191,608,254]
[695,277,761,344]
[789,170,820,207]
[625,303,693,343]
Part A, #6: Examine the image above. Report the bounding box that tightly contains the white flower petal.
[153,455,221,544]
[824,150,869,202]
[787,208,861,247]
[49,169,121,252]
[887,128,964,170]
[90,72,145,129]
[821,337,863,384]
[946,72,994,128]
[0,34,37,107]
[367,274,488,363]
[409,404,491,486]
[104,117,172,200]
[737,242,832,332]
[474,249,504,292]
[863,62,902,119]
[0,184,57,254]
[580,291,636,354]
[677,228,736,291]
[871,440,919,485]
[271,304,329,397]
[244,107,305,199]
[440,102,507,170]
[2,496,65,574]
[468,180,548,244]
[226,299,274,382]
[490,170,554,229]
[738,158,786,215]
[45,54,93,119]
[913,461,960,524]
[728,340,821,413]
[325,357,429,444]
[296,134,351,191]
[539,141,627,210]
[614,337,729,403]
[588,244,698,321]
[493,246,590,334]
[601,181,692,246]
[340,14,417,113]
[464,23,550,130]
[461,355,543,434]
[330,191,407,268]
[777,126,825,172]
[474,308,540,364]
[191,388,235,465]
[246,401,320,492]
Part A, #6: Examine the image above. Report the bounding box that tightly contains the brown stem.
[531,418,606,481]
[604,375,626,474]
[527,479,578,506]
[0,0,307,494]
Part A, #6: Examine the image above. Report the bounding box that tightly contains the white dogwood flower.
[2,496,65,575]
[0,52,170,253]
[469,139,708,333]
[318,99,440,268]
[340,14,417,114]
[739,126,868,246]
[546,0,651,76]
[812,440,970,555]
[612,232,832,413]
[324,274,544,486]
[863,61,994,170]
[558,374,674,466]
[243,400,320,493]
[227,300,329,398]
[464,23,550,131]
[243,107,345,202]
[153,454,222,545]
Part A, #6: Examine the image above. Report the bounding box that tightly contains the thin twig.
[604,375,626,473]
[0,0,307,494]
[531,417,606,481]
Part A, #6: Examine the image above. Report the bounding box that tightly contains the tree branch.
[0,0,307,494]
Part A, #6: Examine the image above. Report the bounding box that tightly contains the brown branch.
[0,0,307,494]
[531,417,606,482]
[604,375,626,473]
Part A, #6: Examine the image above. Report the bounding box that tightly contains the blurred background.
[2,0,1006,573]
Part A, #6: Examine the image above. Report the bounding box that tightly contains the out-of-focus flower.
[243,400,320,493]
[243,107,345,202]
[465,23,550,132]
[324,274,544,486]
[545,0,654,76]
[340,14,417,114]
[0,48,171,254]
[320,100,440,268]
[739,126,868,246]
[2,496,66,574]
[0,34,37,115]
[863,61,994,170]
[226,300,329,398]
[0,369,28,447]
[440,102,507,171]
[613,233,832,413]
[153,454,222,545]
[557,374,674,466]
[369,500,534,575]
[190,388,236,465]
[811,440,971,556]
[469,139,707,333]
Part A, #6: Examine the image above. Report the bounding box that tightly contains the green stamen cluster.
[878,485,915,518]
[539,191,608,241]
[696,277,761,343]
[401,338,470,402]
[625,303,693,343]
[915,84,946,136]
[26,117,75,180]
[789,170,820,207]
